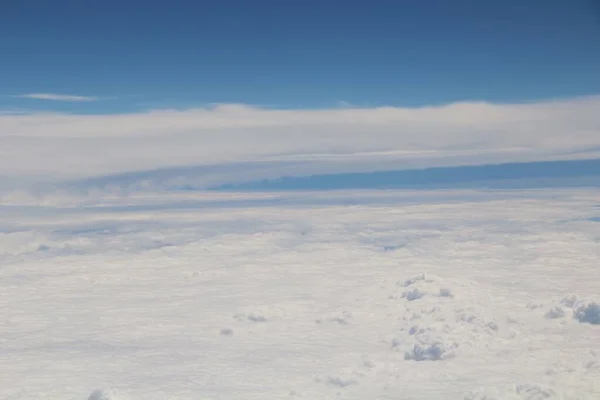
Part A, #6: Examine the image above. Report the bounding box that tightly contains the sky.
[2,0,600,112]
[1,0,600,190]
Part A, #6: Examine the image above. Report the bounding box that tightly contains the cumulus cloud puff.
[1,96,599,185]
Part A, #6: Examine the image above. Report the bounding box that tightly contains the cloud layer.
[1,96,600,187]
[2,188,600,398]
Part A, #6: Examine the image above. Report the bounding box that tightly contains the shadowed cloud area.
[213,158,600,191]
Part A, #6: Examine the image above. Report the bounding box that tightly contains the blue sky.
[1,0,600,191]
[2,0,600,113]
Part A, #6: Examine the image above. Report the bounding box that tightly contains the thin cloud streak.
[16,93,99,102]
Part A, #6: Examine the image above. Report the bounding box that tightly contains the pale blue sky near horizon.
[2,0,600,113]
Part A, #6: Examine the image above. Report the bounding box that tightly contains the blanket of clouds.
[1,96,600,190]
[3,4,599,400]
[1,188,599,399]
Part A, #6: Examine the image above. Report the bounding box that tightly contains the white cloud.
[16,93,99,102]
[0,96,599,185]
[1,189,599,398]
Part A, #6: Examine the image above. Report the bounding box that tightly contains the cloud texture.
[1,96,599,185]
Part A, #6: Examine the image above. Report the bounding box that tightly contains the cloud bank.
[1,95,600,188]
[2,188,600,398]
[16,93,99,102]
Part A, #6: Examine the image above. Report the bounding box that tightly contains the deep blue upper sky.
[2,0,600,113]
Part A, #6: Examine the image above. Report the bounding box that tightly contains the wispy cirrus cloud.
[16,93,99,102]
[0,108,30,115]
